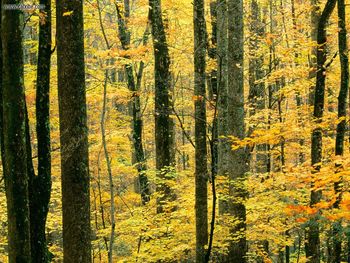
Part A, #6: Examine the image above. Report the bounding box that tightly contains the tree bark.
[309,0,320,105]
[248,0,267,174]
[29,0,52,261]
[217,0,229,214]
[101,71,115,263]
[116,3,151,204]
[2,0,32,261]
[149,0,175,213]
[194,0,208,261]
[225,0,248,262]
[0,0,4,172]
[331,0,349,261]
[306,1,337,262]
[56,0,92,261]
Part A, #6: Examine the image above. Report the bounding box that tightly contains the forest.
[0,0,349,262]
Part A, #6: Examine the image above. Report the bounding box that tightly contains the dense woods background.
[0,0,349,262]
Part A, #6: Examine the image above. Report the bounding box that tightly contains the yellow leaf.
[63,10,73,16]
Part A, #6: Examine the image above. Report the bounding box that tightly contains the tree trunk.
[56,0,92,261]
[2,0,31,261]
[306,1,337,262]
[149,0,175,213]
[29,0,52,261]
[309,0,320,105]
[0,0,4,171]
[248,1,270,261]
[116,3,151,204]
[225,0,248,262]
[248,0,267,174]
[194,0,208,261]
[217,0,229,214]
[331,0,349,261]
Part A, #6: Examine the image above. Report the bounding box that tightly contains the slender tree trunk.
[331,0,349,261]
[100,71,116,263]
[217,0,229,214]
[56,0,92,261]
[2,0,31,261]
[208,0,217,102]
[194,0,208,261]
[309,0,320,105]
[29,0,52,261]
[116,3,151,204]
[248,0,267,174]
[225,0,248,262]
[306,1,337,262]
[149,0,175,213]
[204,4,217,261]
[0,0,4,172]
[248,2,269,260]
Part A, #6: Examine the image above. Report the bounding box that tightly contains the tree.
[248,1,269,260]
[225,0,248,261]
[330,0,349,261]
[0,0,4,173]
[56,0,91,261]
[217,0,229,215]
[29,0,53,261]
[149,0,175,213]
[193,0,208,261]
[309,0,320,104]
[2,0,31,261]
[116,1,151,204]
[248,0,267,174]
[306,0,337,262]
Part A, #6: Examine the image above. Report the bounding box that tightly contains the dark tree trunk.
[334,0,348,174]
[0,0,4,167]
[2,0,31,261]
[217,0,229,214]
[225,0,248,262]
[149,0,175,213]
[331,0,349,261]
[208,1,217,102]
[29,0,52,261]
[248,0,265,118]
[306,1,337,262]
[309,0,320,105]
[56,0,92,262]
[116,2,151,205]
[194,0,208,261]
